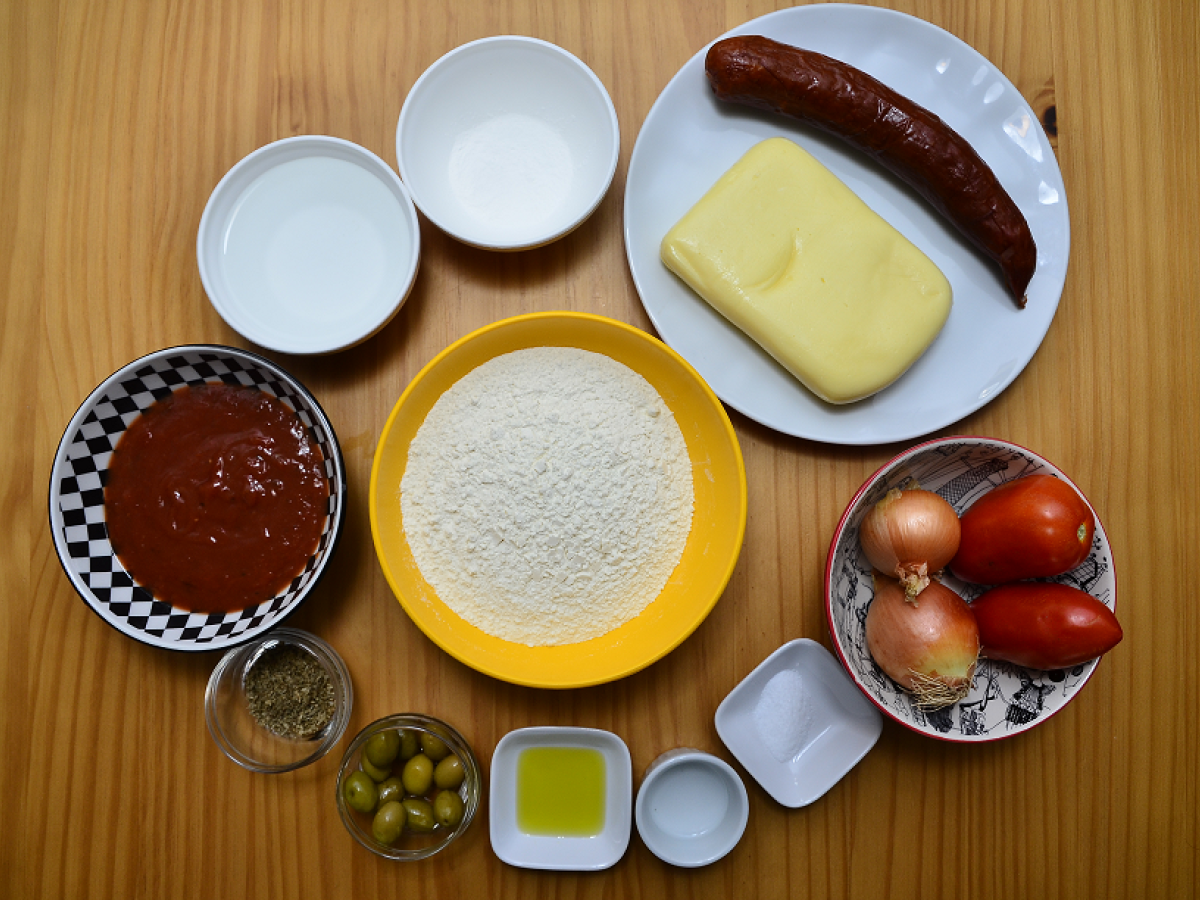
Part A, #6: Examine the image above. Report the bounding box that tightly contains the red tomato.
[971,582,1122,669]
[949,474,1095,584]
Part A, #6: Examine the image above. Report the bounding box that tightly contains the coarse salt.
[754,668,815,763]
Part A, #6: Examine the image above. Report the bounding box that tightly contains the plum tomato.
[972,582,1122,670]
[949,474,1095,584]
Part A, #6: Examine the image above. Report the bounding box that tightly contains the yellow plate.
[369,312,747,688]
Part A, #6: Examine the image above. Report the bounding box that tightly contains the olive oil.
[516,746,606,837]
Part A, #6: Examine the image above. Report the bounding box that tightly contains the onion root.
[907,665,977,710]
[865,576,980,710]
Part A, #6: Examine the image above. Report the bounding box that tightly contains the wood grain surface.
[3,1,1197,898]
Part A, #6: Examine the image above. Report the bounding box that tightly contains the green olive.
[343,770,378,814]
[420,732,451,762]
[401,754,434,796]
[372,800,407,845]
[433,790,465,829]
[360,753,392,783]
[376,776,404,807]
[364,729,401,768]
[433,754,465,790]
[398,729,421,761]
[402,797,436,833]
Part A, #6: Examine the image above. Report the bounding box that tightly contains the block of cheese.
[660,137,952,404]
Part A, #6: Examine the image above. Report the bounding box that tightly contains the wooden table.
[4,1,1197,897]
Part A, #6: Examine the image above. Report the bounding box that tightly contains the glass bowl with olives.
[205,628,354,774]
[335,713,482,860]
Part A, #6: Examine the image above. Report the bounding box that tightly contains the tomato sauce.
[104,383,330,613]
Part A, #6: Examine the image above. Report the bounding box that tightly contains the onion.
[865,576,979,709]
[859,488,960,600]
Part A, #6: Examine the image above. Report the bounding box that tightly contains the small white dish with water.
[635,748,748,867]
[197,135,421,355]
[715,638,882,808]
[396,36,619,251]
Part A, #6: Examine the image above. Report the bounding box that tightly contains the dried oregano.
[244,643,335,739]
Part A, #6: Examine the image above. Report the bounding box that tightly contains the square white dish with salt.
[715,638,882,808]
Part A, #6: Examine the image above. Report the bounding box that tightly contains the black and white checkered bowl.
[48,345,347,651]
[824,436,1116,742]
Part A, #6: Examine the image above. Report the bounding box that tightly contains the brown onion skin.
[859,488,960,600]
[865,576,979,706]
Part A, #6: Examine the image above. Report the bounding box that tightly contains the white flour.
[401,347,694,646]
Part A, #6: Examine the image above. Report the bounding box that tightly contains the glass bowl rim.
[204,626,354,773]
[334,712,482,860]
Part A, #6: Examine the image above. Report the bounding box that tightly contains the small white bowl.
[715,639,882,808]
[198,135,421,355]
[489,726,631,871]
[635,749,748,868]
[396,36,619,250]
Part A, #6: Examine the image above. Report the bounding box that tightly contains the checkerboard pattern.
[50,347,345,651]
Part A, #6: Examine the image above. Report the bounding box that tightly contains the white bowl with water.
[396,36,619,251]
[198,135,421,355]
[715,638,883,808]
[635,748,749,868]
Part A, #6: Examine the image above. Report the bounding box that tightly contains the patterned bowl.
[48,345,347,651]
[824,436,1116,742]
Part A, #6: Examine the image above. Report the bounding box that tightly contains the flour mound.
[401,347,694,646]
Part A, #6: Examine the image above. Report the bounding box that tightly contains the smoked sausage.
[705,35,1037,307]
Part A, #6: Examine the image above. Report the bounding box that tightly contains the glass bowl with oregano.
[205,627,353,773]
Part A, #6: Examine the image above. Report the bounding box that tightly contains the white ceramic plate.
[624,4,1069,444]
[489,727,632,871]
[715,639,882,807]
